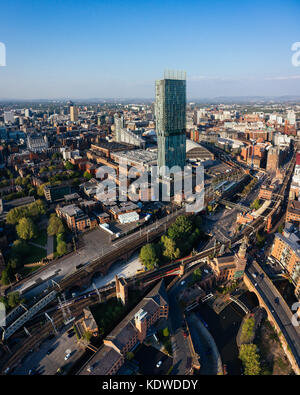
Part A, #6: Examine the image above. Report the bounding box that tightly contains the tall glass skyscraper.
[155,70,186,174]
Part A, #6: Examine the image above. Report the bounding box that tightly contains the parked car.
[156,361,162,368]
[64,353,71,361]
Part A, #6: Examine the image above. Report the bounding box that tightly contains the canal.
[195,291,259,375]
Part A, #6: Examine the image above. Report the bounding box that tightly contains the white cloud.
[264,75,300,81]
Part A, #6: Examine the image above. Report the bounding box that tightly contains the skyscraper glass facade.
[155,72,186,173]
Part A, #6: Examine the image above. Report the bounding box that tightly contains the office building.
[4,111,14,124]
[44,184,72,202]
[155,70,186,174]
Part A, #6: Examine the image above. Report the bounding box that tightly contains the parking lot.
[12,324,84,375]
[134,344,172,375]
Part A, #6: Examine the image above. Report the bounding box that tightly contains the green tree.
[168,215,192,242]
[83,171,92,180]
[192,267,202,283]
[7,292,24,309]
[16,217,36,240]
[161,235,180,261]
[64,161,74,170]
[6,199,46,224]
[37,183,48,197]
[47,214,65,236]
[140,243,159,270]
[57,240,67,256]
[251,199,261,211]
[240,317,255,344]
[163,327,170,337]
[1,264,14,285]
[56,232,65,243]
[239,344,261,375]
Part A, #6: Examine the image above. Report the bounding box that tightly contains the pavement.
[11,324,83,375]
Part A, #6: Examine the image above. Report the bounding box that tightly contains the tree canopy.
[6,200,46,225]
[161,235,180,261]
[47,214,65,236]
[139,243,159,270]
[57,240,67,256]
[239,344,261,375]
[16,217,37,240]
[83,171,92,180]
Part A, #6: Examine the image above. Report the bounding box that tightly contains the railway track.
[1,154,296,373]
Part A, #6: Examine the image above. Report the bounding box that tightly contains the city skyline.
[0,0,300,99]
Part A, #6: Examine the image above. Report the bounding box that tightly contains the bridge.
[229,295,250,314]
[244,261,300,375]
[1,291,57,341]
[1,153,296,371]
[218,199,250,213]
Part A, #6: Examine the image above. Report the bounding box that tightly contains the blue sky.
[0,0,300,99]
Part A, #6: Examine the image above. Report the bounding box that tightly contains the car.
[180,281,185,286]
[156,361,162,368]
[274,297,280,304]
[28,368,36,375]
[67,331,75,338]
[47,347,55,355]
[254,283,258,287]
[182,330,188,338]
[87,365,94,373]
[64,353,71,360]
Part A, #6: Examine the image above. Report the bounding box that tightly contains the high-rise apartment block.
[266,146,279,172]
[70,105,78,122]
[155,70,186,174]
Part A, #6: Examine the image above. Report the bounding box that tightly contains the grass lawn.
[32,230,48,247]
[24,244,47,264]
[20,265,43,277]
